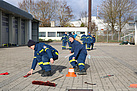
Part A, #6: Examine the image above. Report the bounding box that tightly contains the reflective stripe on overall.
[69,53,87,71]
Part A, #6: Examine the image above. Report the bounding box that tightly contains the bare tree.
[91,22,98,34]
[116,0,137,41]
[57,0,73,27]
[79,11,87,27]
[99,0,137,41]
[35,0,59,27]
[18,0,36,15]
[99,0,118,40]
[18,0,73,27]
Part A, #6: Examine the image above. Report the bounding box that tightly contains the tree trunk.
[118,31,121,42]
[111,26,114,40]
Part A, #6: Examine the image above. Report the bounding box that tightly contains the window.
[129,23,135,26]
[76,31,85,34]
[48,32,56,37]
[39,32,46,37]
[57,32,65,37]
[2,22,8,26]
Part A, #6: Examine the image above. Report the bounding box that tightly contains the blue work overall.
[61,34,68,49]
[86,35,93,50]
[81,34,87,49]
[31,43,58,72]
[69,40,87,71]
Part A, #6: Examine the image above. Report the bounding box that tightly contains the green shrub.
[48,39,53,42]
[39,39,45,42]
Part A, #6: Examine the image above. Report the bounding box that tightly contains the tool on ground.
[129,84,137,88]
[32,80,56,87]
[85,82,96,85]
[23,74,31,78]
[66,68,77,77]
[65,54,72,58]
[101,75,114,78]
[0,72,9,75]
[32,75,64,87]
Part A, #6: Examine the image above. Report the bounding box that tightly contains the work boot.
[73,66,80,72]
[38,70,45,74]
[41,71,52,77]
[78,68,87,75]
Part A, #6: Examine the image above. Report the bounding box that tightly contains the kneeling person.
[27,40,58,77]
[69,35,87,75]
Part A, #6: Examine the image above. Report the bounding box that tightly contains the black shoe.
[41,71,52,77]
[38,70,45,74]
[74,66,80,72]
[78,69,87,75]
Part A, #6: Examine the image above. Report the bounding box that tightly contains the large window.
[76,31,85,34]
[39,32,46,37]
[48,32,56,37]
[57,32,65,37]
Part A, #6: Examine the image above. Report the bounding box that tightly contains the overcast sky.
[3,0,103,20]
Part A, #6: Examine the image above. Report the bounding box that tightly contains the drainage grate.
[68,89,93,91]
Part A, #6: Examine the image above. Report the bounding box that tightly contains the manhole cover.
[68,89,93,91]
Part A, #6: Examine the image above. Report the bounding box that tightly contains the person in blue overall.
[61,32,68,49]
[86,32,93,51]
[91,35,96,50]
[73,32,77,38]
[69,35,87,75]
[27,40,59,77]
[68,32,73,50]
[80,33,87,49]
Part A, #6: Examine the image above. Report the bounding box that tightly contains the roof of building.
[0,0,33,20]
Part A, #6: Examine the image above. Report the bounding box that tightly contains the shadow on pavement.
[85,64,90,71]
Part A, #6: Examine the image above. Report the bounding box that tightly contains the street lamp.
[88,0,92,33]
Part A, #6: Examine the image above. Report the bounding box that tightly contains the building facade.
[39,27,87,40]
[69,16,108,35]
[0,0,39,46]
[134,15,137,45]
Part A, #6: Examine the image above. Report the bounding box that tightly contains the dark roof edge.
[0,0,33,20]
[134,15,137,22]
[33,18,41,22]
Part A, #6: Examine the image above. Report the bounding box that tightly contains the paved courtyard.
[0,42,137,91]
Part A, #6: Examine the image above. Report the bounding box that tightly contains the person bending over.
[27,40,58,77]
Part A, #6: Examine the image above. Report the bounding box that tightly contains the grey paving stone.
[0,43,137,91]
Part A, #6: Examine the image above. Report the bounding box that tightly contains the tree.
[18,0,73,27]
[57,0,73,27]
[99,0,137,40]
[79,11,87,27]
[80,22,85,27]
[91,22,98,34]
[18,0,36,15]
[99,0,118,40]
[116,0,137,41]
[34,0,59,27]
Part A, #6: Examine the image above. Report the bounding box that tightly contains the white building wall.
[70,16,107,35]
[39,27,87,40]
[135,22,137,45]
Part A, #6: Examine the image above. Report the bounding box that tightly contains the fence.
[95,31,135,43]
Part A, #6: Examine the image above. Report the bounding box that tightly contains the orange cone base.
[66,72,77,77]
[66,68,77,77]
[129,84,137,88]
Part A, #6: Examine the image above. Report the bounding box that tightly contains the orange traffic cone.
[129,84,137,88]
[66,68,77,77]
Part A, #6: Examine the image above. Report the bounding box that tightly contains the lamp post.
[88,0,92,33]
